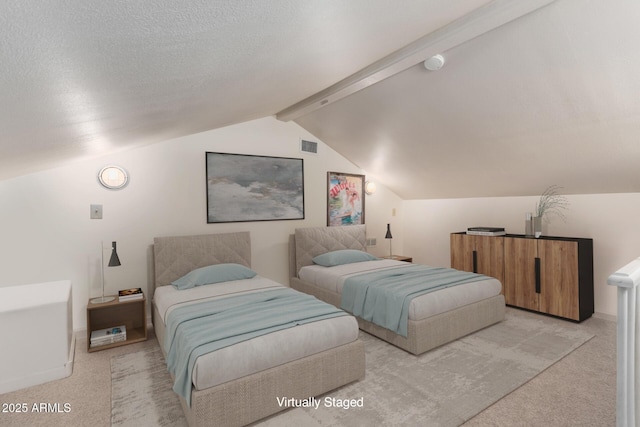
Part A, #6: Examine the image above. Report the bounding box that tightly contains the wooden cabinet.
[451,232,593,322]
[504,236,593,321]
[451,233,505,293]
[87,296,147,352]
[503,237,539,312]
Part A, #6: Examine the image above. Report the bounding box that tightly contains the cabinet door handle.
[472,250,478,273]
[535,257,541,294]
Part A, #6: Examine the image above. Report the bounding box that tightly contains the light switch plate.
[90,204,103,219]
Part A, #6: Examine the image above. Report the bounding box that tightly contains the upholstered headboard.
[153,232,251,289]
[290,225,366,277]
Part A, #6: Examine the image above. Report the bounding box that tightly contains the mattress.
[154,277,359,391]
[298,259,502,322]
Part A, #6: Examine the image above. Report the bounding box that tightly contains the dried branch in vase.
[535,185,569,222]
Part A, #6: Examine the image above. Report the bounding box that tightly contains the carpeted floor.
[110,309,594,427]
[0,308,615,427]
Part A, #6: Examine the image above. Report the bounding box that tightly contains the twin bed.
[151,232,365,427]
[151,226,505,426]
[289,225,505,355]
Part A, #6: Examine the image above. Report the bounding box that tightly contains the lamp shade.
[108,241,121,267]
[385,224,393,239]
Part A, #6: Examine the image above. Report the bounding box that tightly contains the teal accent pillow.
[312,250,378,267]
[172,263,257,290]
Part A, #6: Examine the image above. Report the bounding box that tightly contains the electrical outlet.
[90,204,103,219]
[366,238,377,246]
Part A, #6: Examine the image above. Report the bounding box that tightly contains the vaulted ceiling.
[2,0,639,199]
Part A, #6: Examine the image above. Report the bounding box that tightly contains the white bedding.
[154,277,359,391]
[298,260,502,321]
[154,276,283,323]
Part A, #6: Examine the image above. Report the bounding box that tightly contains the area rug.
[111,346,187,427]
[111,310,593,427]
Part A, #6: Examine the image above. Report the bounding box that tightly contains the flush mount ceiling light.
[98,165,129,190]
[424,54,445,71]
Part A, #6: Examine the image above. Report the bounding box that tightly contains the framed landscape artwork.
[327,172,365,226]
[206,152,305,223]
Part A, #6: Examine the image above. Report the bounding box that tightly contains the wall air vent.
[300,139,318,154]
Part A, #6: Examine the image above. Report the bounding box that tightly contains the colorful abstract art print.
[327,172,365,226]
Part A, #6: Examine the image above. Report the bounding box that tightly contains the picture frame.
[206,152,305,223]
[327,172,365,226]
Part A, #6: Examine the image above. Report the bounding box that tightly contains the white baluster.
[609,258,640,427]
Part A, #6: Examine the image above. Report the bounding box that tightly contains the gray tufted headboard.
[289,225,366,277]
[153,232,251,291]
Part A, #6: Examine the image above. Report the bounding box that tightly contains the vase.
[525,212,533,236]
[533,216,542,237]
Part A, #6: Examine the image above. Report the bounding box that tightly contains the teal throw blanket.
[341,265,488,337]
[165,288,347,406]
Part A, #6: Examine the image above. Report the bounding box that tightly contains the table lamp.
[385,224,393,258]
[91,241,121,304]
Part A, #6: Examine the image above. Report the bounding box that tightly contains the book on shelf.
[90,335,126,348]
[467,227,505,232]
[466,230,506,236]
[118,287,143,301]
[91,336,125,347]
[90,325,127,347]
[466,226,506,236]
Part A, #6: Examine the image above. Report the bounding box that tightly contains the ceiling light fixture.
[424,54,445,71]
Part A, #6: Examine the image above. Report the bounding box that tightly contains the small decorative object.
[385,224,393,258]
[327,172,365,226]
[533,185,569,237]
[91,241,121,304]
[525,212,533,236]
[533,217,543,237]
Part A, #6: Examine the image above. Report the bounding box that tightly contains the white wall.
[403,193,640,317]
[6,114,625,322]
[0,117,402,330]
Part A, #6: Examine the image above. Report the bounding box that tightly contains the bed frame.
[288,225,505,356]
[152,232,365,427]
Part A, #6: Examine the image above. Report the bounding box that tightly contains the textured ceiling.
[2,0,639,201]
[0,0,487,181]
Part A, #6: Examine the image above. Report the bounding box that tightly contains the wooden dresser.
[451,232,594,321]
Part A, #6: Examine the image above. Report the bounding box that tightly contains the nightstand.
[382,255,413,263]
[86,295,147,352]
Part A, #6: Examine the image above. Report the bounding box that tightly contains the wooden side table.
[382,255,413,263]
[86,296,147,352]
